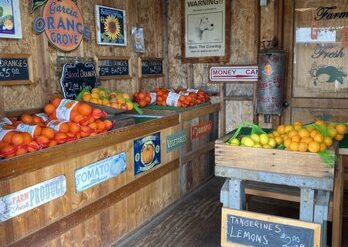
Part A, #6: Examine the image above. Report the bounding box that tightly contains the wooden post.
[300,188,315,222]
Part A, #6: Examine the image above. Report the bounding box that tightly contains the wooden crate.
[144,103,220,195]
[215,132,334,179]
[0,114,181,246]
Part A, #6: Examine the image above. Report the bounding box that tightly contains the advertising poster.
[96,5,127,46]
[184,0,226,58]
[134,132,161,176]
[0,0,22,39]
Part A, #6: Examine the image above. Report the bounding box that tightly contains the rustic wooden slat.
[300,188,315,221]
[291,98,348,110]
[0,114,179,181]
[180,103,220,122]
[314,190,330,247]
[8,159,179,247]
[215,142,334,179]
[181,141,215,164]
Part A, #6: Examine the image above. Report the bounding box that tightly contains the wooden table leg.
[300,188,315,222]
[332,155,344,247]
[228,179,246,210]
[314,190,330,247]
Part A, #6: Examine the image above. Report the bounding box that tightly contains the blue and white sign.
[0,175,66,222]
[75,152,127,192]
[134,132,161,176]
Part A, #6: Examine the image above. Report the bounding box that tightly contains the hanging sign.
[221,208,321,247]
[0,54,32,84]
[191,121,212,140]
[0,175,66,222]
[98,57,130,79]
[59,62,97,99]
[33,0,90,52]
[209,65,259,82]
[75,152,127,192]
[166,131,187,152]
[134,132,161,176]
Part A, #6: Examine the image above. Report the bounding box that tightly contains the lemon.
[241,137,254,147]
[263,144,272,149]
[229,138,240,146]
[268,138,276,148]
[250,134,260,143]
[259,134,269,145]
[253,143,262,148]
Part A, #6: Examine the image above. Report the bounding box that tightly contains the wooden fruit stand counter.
[145,103,220,195]
[0,113,181,246]
[215,130,345,247]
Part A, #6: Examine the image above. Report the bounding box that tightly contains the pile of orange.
[0,96,113,159]
[269,121,347,153]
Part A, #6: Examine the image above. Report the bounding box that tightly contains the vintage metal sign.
[0,175,66,222]
[75,152,127,192]
[191,121,212,140]
[134,132,161,176]
[33,0,90,52]
[166,131,187,152]
[209,66,258,82]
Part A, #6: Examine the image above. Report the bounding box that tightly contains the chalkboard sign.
[139,58,164,77]
[0,54,31,85]
[98,57,130,79]
[59,62,97,99]
[222,208,321,247]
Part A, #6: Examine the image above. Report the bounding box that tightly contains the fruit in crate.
[78,88,136,111]
[229,133,276,149]
[0,96,113,159]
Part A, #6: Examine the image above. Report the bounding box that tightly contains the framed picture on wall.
[182,0,230,63]
[95,5,127,46]
[0,0,22,39]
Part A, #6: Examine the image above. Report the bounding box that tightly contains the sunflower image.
[104,15,121,41]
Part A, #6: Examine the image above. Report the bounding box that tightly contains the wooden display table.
[215,131,339,247]
[0,113,181,246]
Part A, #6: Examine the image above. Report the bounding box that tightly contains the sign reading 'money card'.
[34,0,90,52]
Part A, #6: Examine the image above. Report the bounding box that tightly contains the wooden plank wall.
[167,0,280,132]
[0,0,165,114]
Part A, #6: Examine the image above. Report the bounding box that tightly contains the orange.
[36,135,50,146]
[48,140,58,147]
[327,127,337,138]
[294,124,302,131]
[33,125,42,137]
[294,121,302,126]
[289,142,299,151]
[82,94,92,102]
[336,124,347,135]
[288,130,298,138]
[275,136,283,145]
[54,132,68,144]
[320,143,327,152]
[59,122,70,133]
[308,141,320,153]
[324,137,333,147]
[11,133,24,145]
[301,137,313,144]
[27,141,40,152]
[2,132,15,143]
[335,134,344,141]
[41,127,55,139]
[16,146,28,156]
[90,98,99,104]
[104,120,113,130]
[69,122,81,134]
[313,133,324,143]
[310,130,320,139]
[78,103,92,116]
[298,142,308,152]
[21,132,32,145]
[32,116,44,124]
[0,144,16,158]
[291,135,301,143]
[51,96,62,108]
[21,114,33,124]
[305,126,314,132]
[277,125,285,134]
[96,120,106,131]
[315,120,325,126]
[298,128,310,138]
[44,104,56,115]
[88,122,97,130]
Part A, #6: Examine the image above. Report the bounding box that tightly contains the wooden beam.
[180,103,220,122]
[291,98,348,110]
[182,141,215,164]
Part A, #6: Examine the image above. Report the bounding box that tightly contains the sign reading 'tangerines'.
[33,0,90,52]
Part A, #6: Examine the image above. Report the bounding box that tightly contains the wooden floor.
[113,177,348,247]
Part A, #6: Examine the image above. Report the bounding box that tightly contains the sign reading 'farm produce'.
[33,0,90,52]
[221,208,321,247]
[0,176,66,222]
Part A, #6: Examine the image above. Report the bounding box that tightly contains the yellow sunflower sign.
[95,5,126,46]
